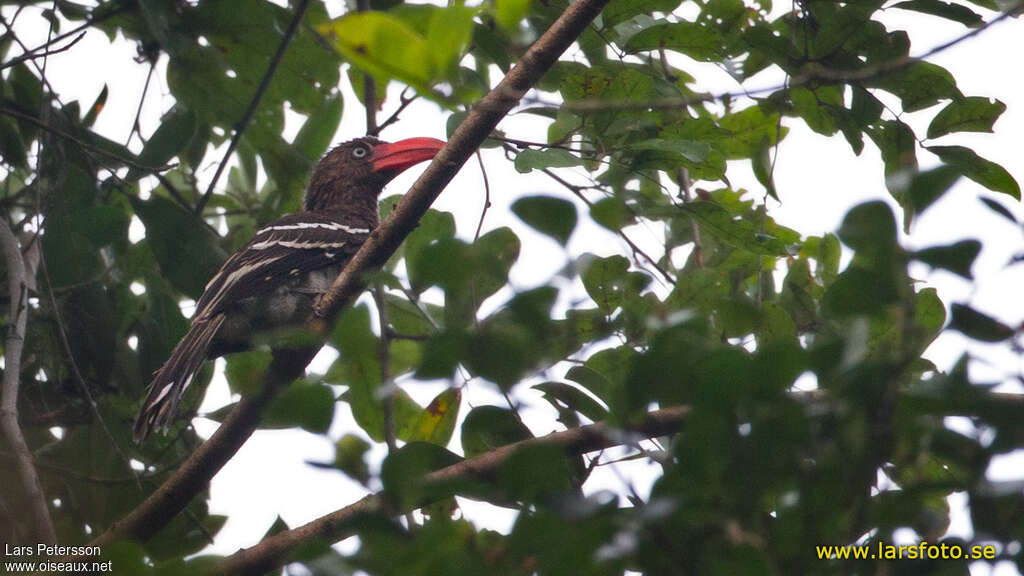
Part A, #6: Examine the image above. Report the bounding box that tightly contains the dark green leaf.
[461,405,533,458]
[625,20,722,61]
[511,195,577,245]
[590,197,630,231]
[129,195,227,298]
[262,380,335,433]
[929,145,1021,199]
[949,304,1014,342]
[513,148,585,173]
[127,107,196,180]
[381,442,463,508]
[0,116,27,168]
[979,197,1017,224]
[907,164,962,217]
[892,0,984,27]
[912,240,981,280]
[927,97,1005,139]
[532,382,609,423]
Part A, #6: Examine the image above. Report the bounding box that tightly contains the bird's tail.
[133,315,225,443]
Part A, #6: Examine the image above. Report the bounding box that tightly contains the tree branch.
[194,0,312,215]
[0,218,55,544]
[215,405,690,574]
[89,0,613,549]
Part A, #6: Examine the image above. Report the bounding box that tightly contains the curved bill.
[372,137,446,173]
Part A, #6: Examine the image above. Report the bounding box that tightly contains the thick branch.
[90,0,612,549]
[0,219,55,544]
[216,405,690,574]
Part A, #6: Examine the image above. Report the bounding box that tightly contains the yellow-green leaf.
[407,387,462,446]
[496,0,531,32]
[320,12,432,87]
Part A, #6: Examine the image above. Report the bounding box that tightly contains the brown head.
[305,136,446,225]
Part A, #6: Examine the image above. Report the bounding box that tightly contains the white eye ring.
[352,146,368,158]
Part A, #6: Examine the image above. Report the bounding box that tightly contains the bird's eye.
[352,146,369,158]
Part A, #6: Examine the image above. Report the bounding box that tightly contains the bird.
[133,135,446,443]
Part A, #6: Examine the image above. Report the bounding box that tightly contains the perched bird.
[133,136,445,443]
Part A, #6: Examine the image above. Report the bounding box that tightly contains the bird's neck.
[316,194,380,230]
[308,185,381,230]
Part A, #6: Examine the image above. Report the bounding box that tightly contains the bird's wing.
[194,212,369,318]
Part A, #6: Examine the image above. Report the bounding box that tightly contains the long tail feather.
[133,315,225,443]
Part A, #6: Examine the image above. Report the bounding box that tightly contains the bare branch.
[88,0,613,548]
[194,0,312,215]
[216,405,691,574]
[0,218,55,544]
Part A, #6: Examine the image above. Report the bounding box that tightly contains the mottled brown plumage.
[134,136,445,442]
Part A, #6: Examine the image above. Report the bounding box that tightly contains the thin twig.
[0,105,172,173]
[2,4,128,70]
[194,0,312,215]
[473,150,491,241]
[127,61,157,147]
[369,87,417,136]
[0,30,86,71]
[0,218,55,544]
[532,161,677,285]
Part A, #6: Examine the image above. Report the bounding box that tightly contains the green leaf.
[892,0,984,27]
[224,350,272,397]
[602,0,681,26]
[866,119,918,177]
[680,201,796,256]
[127,107,196,180]
[381,442,463,508]
[262,380,335,433]
[927,97,1005,139]
[632,138,710,163]
[872,61,961,112]
[625,20,723,61]
[949,304,1014,342]
[532,382,609,424]
[495,0,531,32]
[513,148,585,173]
[511,195,578,245]
[979,197,1017,224]
[581,254,630,313]
[425,5,475,78]
[929,145,1020,199]
[912,240,981,280]
[590,197,630,231]
[332,434,371,485]
[907,164,962,217]
[0,116,27,168]
[790,85,842,136]
[321,12,436,90]
[461,405,532,458]
[837,201,898,258]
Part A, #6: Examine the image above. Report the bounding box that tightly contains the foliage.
[0,0,1021,575]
